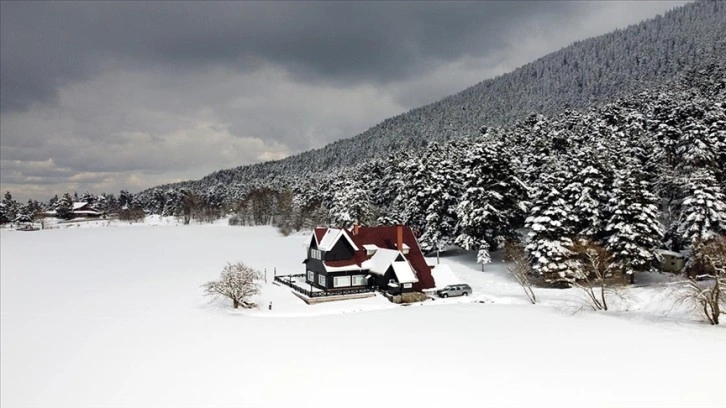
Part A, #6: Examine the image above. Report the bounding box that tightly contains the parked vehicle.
[436,284,472,298]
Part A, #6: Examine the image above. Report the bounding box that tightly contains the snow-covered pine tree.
[56,193,74,219]
[524,170,583,286]
[328,176,372,229]
[678,169,726,244]
[118,190,133,209]
[604,170,663,283]
[0,192,18,224]
[14,203,34,224]
[563,157,611,241]
[417,142,464,254]
[455,137,527,265]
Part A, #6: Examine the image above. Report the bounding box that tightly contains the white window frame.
[334,276,351,288]
[351,275,366,286]
[307,270,314,282]
[318,274,326,287]
[310,249,322,260]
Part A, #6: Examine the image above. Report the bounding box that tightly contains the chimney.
[396,224,403,252]
[353,223,359,236]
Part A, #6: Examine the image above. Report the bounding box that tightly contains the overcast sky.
[0,1,688,201]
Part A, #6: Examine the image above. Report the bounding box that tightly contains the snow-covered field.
[2,219,724,407]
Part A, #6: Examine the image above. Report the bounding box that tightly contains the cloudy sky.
[1,1,688,201]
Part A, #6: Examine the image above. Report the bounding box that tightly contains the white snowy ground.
[1,219,724,408]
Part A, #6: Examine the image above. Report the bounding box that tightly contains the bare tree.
[570,239,617,311]
[203,262,262,309]
[673,236,726,325]
[504,241,537,304]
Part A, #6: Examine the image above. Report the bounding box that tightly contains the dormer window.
[363,244,378,256]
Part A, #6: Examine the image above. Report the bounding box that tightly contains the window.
[310,249,322,260]
[351,275,366,286]
[334,276,351,288]
[307,270,314,282]
[403,283,412,289]
[318,274,326,287]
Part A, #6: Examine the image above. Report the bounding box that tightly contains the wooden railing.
[274,275,375,298]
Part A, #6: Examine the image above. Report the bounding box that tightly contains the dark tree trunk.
[233,299,239,309]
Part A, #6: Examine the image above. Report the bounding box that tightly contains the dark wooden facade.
[304,235,369,291]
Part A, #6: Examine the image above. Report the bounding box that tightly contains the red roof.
[313,227,327,244]
[353,226,435,290]
[312,225,435,290]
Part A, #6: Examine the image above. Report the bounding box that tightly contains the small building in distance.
[656,249,685,274]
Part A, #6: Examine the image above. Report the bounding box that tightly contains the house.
[304,224,436,294]
[42,202,104,219]
[656,249,685,274]
[70,202,103,218]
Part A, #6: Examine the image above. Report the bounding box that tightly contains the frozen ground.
[1,219,724,407]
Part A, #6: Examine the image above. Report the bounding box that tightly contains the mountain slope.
[143,0,726,194]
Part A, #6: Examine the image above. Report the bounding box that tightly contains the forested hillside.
[143,0,725,193]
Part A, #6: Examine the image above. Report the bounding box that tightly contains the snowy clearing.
[1,221,724,407]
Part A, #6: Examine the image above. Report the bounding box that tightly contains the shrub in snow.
[673,235,726,325]
[570,239,624,311]
[203,262,262,309]
[504,241,537,304]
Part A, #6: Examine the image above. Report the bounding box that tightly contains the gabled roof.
[316,228,359,252]
[361,248,401,275]
[352,225,435,289]
[392,261,418,284]
[313,227,327,245]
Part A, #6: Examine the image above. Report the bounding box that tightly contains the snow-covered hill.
[2,223,723,407]
[139,0,725,194]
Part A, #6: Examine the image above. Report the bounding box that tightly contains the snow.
[2,221,725,407]
[361,247,401,274]
[391,260,418,284]
[362,243,378,252]
[655,248,683,258]
[323,263,363,273]
[430,263,460,289]
[317,227,359,251]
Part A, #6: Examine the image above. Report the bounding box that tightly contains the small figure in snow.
[268,301,272,311]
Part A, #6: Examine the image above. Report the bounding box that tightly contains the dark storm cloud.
[1,1,583,112]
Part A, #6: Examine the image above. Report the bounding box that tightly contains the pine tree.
[417,143,464,253]
[1,192,18,224]
[524,172,582,286]
[328,177,372,228]
[604,171,663,283]
[456,139,527,263]
[563,160,611,240]
[56,193,74,219]
[678,170,726,244]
